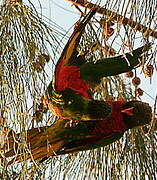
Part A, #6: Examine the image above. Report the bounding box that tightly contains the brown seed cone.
[143,65,154,77]
[32,61,45,72]
[122,101,152,129]
[103,27,114,40]
[125,71,134,78]
[39,54,50,62]
[136,88,144,96]
[132,77,141,86]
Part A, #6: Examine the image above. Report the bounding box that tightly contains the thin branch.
[66,0,157,39]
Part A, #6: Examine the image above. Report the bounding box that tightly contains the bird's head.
[121,101,152,129]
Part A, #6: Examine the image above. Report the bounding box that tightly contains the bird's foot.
[65,119,79,128]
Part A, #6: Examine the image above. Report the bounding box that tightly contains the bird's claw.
[65,120,79,128]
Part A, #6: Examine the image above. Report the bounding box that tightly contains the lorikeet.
[3,100,152,164]
[1,9,152,164]
[35,8,151,121]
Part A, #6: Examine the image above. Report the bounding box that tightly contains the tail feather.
[5,134,65,164]
[56,8,97,68]
[3,119,68,164]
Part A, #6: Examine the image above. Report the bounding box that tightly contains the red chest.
[92,101,128,135]
[55,65,91,98]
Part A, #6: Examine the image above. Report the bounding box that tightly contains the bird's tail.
[56,8,97,67]
[1,119,67,165]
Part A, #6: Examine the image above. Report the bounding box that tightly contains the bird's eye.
[68,101,72,105]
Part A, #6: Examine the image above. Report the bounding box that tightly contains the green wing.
[80,43,151,84]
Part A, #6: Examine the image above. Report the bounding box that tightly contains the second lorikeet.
[3,100,152,164]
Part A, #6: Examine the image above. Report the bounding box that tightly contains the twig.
[66,0,157,39]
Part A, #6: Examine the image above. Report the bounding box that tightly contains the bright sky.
[40,0,79,30]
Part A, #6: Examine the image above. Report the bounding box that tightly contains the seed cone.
[136,88,144,96]
[125,71,134,78]
[132,77,141,86]
[143,65,154,77]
